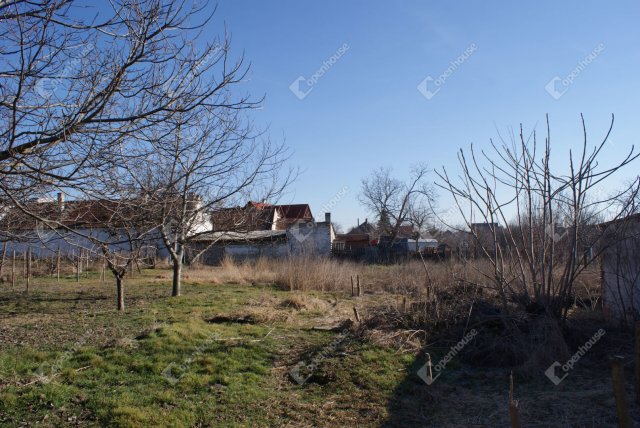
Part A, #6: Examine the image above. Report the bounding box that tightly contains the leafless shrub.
[436,115,639,320]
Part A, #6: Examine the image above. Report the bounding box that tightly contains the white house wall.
[197,221,334,265]
[287,222,333,256]
[1,228,170,260]
[2,218,335,265]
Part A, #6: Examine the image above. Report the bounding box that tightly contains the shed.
[406,238,439,252]
[599,214,640,327]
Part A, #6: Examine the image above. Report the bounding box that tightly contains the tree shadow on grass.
[380,353,438,428]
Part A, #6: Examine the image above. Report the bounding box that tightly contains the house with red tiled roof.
[273,204,314,230]
[0,196,335,266]
[196,202,335,264]
[210,202,314,233]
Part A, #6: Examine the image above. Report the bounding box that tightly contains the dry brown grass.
[179,255,608,373]
[183,255,602,300]
[183,255,497,295]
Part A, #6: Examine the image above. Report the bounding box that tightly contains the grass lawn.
[0,271,411,427]
[0,270,635,427]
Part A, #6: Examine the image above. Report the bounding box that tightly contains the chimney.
[325,212,331,224]
[57,193,65,211]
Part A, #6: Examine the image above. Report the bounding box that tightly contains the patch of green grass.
[1,272,409,426]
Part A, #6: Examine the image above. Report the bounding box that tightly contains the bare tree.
[128,107,290,297]
[615,178,640,216]
[0,187,158,310]
[436,115,639,320]
[407,199,435,238]
[92,200,158,311]
[359,165,436,243]
[1,0,250,209]
[1,0,276,307]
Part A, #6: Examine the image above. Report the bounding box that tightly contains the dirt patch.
[206,307,292,325]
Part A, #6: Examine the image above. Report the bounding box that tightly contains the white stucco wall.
[287,221,333,256]
[1,228,170,260]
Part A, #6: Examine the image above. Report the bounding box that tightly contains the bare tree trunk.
[116,275,124,311]
[172,251,183,297]
[418,249,433,298]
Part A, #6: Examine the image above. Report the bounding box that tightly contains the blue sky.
[209,1,640,229]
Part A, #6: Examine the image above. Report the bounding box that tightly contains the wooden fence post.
[509,371,521,428]
[357,275,361,297]
[352,306,361,323]
[73,250,79,283]
[56,248,60,282]
[425,353,433,384]
[612,356,632,428]
[0,241,6,279]
[350,276,354,297]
